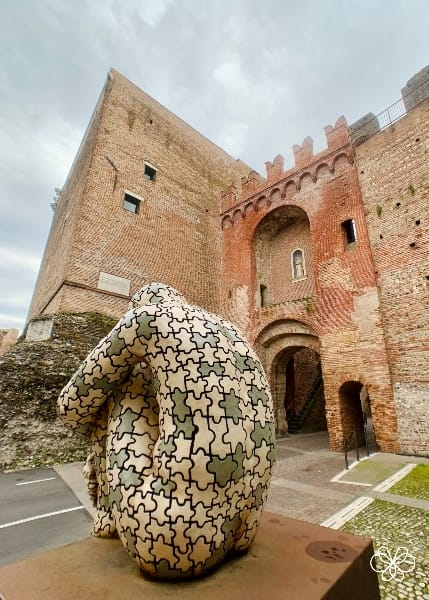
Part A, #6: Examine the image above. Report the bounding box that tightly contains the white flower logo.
[370,546,416,582]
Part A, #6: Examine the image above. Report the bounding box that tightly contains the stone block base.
[0,511,380,599]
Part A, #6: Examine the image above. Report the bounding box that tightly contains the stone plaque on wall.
[97,272,131,296]
[26,318,54,342]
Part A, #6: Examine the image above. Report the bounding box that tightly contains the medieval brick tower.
[28,66,429,457]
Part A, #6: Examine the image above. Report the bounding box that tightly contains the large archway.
[277,346,326,434]
[255,319,326,436]
[253,205,315,308]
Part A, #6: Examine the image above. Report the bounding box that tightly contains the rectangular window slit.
[342,219,358,247]
[123,193,141,214]
[144,164,156,181]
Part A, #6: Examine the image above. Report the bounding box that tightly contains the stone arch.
[314,162,331,182]
[270,188,282,204]
[283,180,297,200]
[332,152,352,171]
[297,172,313,190]
[253,205,315,307]
[221,215,233,229]
[232,208,243,223]
[255,319,324,435]
[244,202,254,216]
[255,196,267,211]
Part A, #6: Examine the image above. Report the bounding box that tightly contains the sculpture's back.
[58,283,275,579]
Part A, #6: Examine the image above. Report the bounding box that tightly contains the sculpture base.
[0,511,380,599]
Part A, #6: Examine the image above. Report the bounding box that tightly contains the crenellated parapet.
[265,154,285,182]
[220,116,354,228]
[220,184,238,214]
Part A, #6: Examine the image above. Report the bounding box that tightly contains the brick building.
[28,66,429,456]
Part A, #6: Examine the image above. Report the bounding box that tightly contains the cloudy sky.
[0,0,428,331]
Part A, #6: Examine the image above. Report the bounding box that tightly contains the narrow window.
[260,284,267,307]
[144,163,156,181]
[123,192,141,214]
[342,219,357,247]
[292,249,306,279]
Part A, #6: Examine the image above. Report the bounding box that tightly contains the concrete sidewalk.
[53,462,96,518]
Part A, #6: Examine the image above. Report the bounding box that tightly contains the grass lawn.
[341,499,429,599]
[388,464,429,501]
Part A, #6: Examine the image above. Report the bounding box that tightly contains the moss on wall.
[0,312,117,470]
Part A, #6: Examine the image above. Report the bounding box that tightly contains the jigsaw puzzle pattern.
[58,283,275,579]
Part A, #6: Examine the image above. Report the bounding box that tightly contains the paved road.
[0,467,93,567]
[2,432,427,569]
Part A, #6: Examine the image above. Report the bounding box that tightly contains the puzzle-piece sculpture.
[58,283,275,579]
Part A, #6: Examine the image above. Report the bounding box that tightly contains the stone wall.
[354,97,429,456]
[0,329,19,356]
[0,313,116,470]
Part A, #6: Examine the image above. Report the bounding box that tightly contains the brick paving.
[266,432,364,521]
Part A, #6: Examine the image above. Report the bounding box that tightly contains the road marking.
[16,477,56,486]
[0,506,84,529]
[320,496,374,529]
[373,463,416,492]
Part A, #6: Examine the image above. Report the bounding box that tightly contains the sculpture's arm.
[58,309,150,435]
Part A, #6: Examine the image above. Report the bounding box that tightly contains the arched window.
[291,249,306,280]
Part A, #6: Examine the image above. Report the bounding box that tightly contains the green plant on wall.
[408,183,416,196]
[376,205,382,218]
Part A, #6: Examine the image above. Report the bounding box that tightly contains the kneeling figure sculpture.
[58,283,275,579]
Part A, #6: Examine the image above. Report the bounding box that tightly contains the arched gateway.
[255,319,326,436]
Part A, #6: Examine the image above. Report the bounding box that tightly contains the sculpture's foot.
[92,508,118,538]
[83,452,98,507]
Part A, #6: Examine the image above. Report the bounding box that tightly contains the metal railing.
[376,98,406,130]
[343,420,378,470]
[351,76,429,144]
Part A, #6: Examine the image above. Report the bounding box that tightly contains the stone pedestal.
[0,512,380,599]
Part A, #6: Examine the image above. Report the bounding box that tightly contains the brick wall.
[25,67,429,458]
[29,70,251,321]
[354,98,429,456]
[221,119,396,452]
[28,79,109,319]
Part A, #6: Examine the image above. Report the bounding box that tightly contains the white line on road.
[16,477,56,486]
[0,506,84,529]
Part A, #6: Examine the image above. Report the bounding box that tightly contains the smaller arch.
[232,208,243,223]
[270,188,282,204]
[332,152,353,172]
[244,202,254,216]
[283,180,297,199]
[298,171,313,190]
[221,215,233,229]
[314,162,331,182]
[255,196,267,211]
